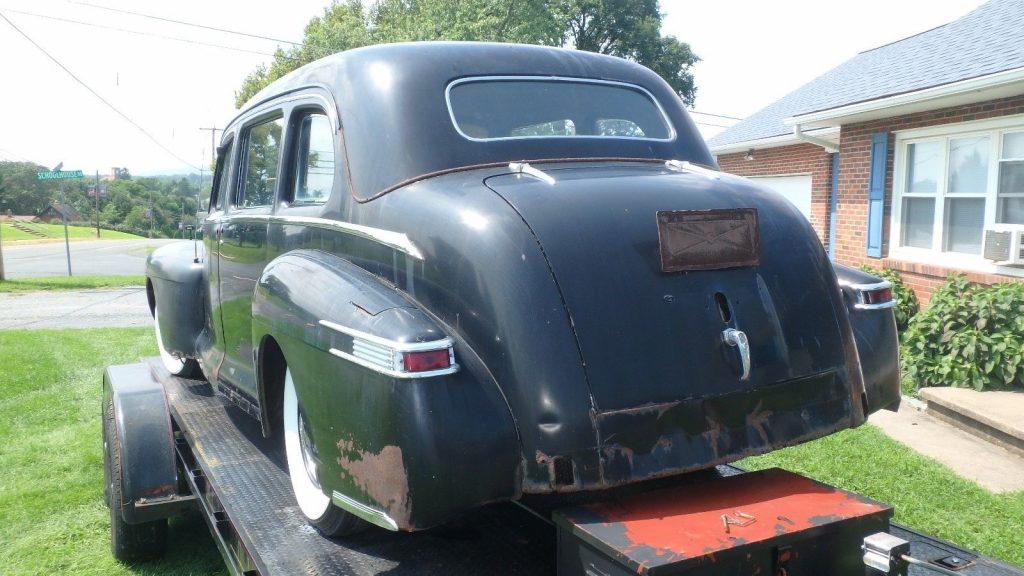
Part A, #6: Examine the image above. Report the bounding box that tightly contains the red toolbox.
[554,467,892,575]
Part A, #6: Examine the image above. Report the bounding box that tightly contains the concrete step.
[919,387,1024,458]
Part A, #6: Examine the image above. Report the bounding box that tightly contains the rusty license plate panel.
[656,208,760,272]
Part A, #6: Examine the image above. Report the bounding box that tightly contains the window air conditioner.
[982,224,1024,266]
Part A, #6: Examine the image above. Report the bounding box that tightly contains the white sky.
[0,0,988,175]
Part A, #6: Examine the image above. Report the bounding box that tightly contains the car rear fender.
[251,249,521,530]
[145,241,204,358]
[834,264,901,413]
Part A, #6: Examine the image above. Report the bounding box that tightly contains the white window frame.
[890,113,1024,277]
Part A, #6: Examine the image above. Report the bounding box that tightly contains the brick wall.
[835,93,1024,300]
[717,143,833,246]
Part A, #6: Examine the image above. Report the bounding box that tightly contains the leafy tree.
[235,0,697,107]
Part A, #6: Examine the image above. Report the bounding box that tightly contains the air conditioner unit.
[982,224,1024,266]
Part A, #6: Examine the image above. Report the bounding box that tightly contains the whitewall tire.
[154,305,200,377]
[283,368,365,536]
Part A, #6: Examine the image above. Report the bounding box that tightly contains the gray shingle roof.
[707,0,1024,149]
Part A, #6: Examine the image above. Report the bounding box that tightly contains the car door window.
[239,116,284,208]
[292,114,335,204]
[209,140,233,212]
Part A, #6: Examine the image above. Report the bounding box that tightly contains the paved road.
[0,288,153,330]
[0,238,180,278]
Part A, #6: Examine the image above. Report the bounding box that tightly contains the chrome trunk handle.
[722,328,751,381]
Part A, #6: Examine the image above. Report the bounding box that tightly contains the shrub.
[859,265,919,331]
[902,275,1024,391]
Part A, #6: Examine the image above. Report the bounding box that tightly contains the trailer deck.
[133,358,1022,575]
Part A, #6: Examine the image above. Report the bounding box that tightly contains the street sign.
[87,184,108,198]
[37,170,85,181]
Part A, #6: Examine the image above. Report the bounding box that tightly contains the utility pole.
[199,126,222,168]
[94,170,101,238]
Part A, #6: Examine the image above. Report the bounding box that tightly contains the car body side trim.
[330,490,399,531]
[220,214,424,260]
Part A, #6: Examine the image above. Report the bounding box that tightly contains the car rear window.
[446,77,673,142]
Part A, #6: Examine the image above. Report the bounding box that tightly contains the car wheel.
[103,393,168,562]
[283,367,365,537]
[153,304,200,378]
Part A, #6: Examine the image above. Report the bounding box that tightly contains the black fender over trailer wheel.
[102,363,191,563]
[103,392,168,562]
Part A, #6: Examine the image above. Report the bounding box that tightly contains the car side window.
[239,116,284,209]
[291,113,335,204]
[209,139,233,212]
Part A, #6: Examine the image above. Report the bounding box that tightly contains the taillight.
[402,349,452,372]
[847,282,895,310]
[319,320,459,379]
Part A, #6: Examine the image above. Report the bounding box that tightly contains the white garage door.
[749,175,813,220]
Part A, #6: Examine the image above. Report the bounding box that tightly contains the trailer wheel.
[283,368,366,537]
[154,304,201,378]
[103,394,168,562]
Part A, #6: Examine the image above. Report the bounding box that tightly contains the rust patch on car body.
[337,438,411,528]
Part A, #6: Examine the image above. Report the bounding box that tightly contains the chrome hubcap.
[297,411,320,490]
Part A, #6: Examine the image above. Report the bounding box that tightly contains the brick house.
[707,0,1024,303]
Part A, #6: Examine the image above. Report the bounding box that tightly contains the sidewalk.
[0,287,152,330]
[870,398,1024,493]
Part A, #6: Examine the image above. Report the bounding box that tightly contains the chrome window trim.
[444,75,677,143]
[221,214,424,260]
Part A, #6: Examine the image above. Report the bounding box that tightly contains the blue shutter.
[866,132,888,258]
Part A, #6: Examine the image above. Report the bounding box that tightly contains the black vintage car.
[146,41,900,536]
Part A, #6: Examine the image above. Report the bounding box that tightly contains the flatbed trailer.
[102,359,1023,576]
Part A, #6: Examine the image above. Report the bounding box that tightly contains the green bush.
[902,275,1024,391]
[859,265,919,331]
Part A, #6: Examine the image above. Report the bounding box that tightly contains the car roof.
[233,42,714,201]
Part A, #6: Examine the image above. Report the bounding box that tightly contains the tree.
[235,0,697,107]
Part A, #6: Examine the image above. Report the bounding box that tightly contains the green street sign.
[36,170,84,181]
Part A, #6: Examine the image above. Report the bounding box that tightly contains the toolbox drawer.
[554,468,892,576]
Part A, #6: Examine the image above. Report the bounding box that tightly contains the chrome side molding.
[330,490,399,531]
[223,214,424,260]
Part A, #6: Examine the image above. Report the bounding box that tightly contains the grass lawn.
[742,425,1024,566]
[1,222,141,242]
[0,275,147,293]
[0,328,225,575]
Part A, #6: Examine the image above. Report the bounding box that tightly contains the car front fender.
[145,241,204,358]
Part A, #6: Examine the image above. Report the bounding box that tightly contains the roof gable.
[709,0,1024,148]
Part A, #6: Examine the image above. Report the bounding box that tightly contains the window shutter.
[866,132,888,258]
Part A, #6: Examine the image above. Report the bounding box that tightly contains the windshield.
[446,77,674,142]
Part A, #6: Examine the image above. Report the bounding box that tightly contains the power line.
[694,120,733,129]
[2,7,280,57]
[69,1,302,46]
[0,11,200,170]
[690,109,743,121]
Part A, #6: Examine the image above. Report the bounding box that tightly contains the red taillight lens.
[402,349,451,372]
[862,287,893,305]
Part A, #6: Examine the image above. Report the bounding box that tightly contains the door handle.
[722,328,751,381]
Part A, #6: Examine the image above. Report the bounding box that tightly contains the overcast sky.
[0,0,987,176]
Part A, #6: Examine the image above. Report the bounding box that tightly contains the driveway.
[0,287,152,330]
[1,238,180,278]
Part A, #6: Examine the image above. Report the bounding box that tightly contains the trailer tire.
[283,368,366,537]
[103,394,168,562]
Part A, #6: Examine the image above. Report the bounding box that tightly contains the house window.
[894,121,1024,260]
